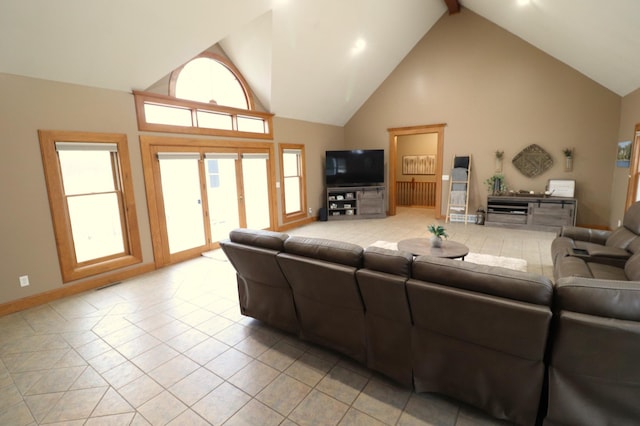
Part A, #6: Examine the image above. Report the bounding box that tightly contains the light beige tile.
[85,412,136,426]
[352,377,411,425]
[91,387,134,417]
[114,332,162,359]
[24,365,85,395]
[284,352,336,387]
[228,360,280,396]
[137,390,188,425]
[289,389,349,426]
[257,340,303,371]
[339,408,387,426]
[101,323,147,347]
[87,349,127,374]
[316,364,369,404]
[0,383,24,413]
[184,337,230,365]
[42,386,108,423]
[70,366,108,390]
[0,400,35,425]
[168,367,224,406]
[165,328,209,353]
[397,392,459,426]
[118,375,164,408]
[131,343,179,373]
[204,347,253,379]
[2,349,68,373]
[166,409,210,426]
[192,381,251,425]
[149,354,200,388]
[256,374,311,416]
[102,361,144,389]
[225,398,284,426]
[194,314,234,337]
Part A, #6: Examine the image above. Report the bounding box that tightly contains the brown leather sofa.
[220,228,555,425]
[545,276,640,425]
[551,201,640,280]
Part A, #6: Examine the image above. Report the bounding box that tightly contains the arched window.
[170,53,254,110]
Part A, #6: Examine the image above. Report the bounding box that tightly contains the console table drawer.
[487,213,528,224]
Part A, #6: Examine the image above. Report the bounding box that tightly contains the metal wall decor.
[512,144,553,178]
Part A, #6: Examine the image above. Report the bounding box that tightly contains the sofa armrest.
[559,226,611,245]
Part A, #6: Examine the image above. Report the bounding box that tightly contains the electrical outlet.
[19,275,29,287]
[308,208,313,215]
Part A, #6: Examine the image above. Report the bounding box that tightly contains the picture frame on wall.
[402,155,436,175]
[617,141,631,168]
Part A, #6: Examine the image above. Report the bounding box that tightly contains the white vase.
[430,236,443,248]
[565,157,573,172]
[495,157,503,173]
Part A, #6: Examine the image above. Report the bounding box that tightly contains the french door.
[141,137,275,266]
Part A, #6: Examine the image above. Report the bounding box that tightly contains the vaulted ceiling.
[1,0,639,126]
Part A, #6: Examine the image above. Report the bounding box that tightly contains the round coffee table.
[397,238,469,260]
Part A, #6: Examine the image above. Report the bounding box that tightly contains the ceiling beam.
[443,0,460,14]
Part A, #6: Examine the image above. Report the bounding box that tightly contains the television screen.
[325,149,384,186]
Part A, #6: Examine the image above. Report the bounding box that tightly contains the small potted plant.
[427,224,448,248]
[563,148,573,171]
[484,174,506,195]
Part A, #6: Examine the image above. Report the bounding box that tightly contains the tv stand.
[327,186,385,220]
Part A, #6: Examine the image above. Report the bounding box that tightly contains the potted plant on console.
[428,224,448,248]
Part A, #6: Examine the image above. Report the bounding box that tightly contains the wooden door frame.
[625,123,640,210]
[140,135,277,267]
[388,124,446,217]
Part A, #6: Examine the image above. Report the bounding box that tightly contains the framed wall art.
[402,155,436,175]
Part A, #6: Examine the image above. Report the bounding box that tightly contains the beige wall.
[345,8,621,226]
[0,73,153,306]
[0,73,339,307]
[614,88,640,227]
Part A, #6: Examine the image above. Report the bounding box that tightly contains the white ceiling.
[1,0,639,126]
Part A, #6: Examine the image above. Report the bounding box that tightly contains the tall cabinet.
[327,186,386,220]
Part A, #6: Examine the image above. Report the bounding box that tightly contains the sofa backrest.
[276,236,366,362]
[623,200,640,234]
[355,247,414,385]
[220,229,298,333]
[407,256,553,425]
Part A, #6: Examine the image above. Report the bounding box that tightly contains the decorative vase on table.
[430,236,443,248]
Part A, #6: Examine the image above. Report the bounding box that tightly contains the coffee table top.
[397,238,469,259]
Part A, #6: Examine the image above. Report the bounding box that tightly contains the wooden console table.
[485,195,576,232]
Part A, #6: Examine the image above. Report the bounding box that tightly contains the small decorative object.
[495,150,504,173]
[475,208,486,225]
[427,224,448,248]
[484,174,506,195]
[512,144,553,177]
[562,148,573,172]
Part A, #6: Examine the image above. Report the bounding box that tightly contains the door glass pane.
[243,157,271,229]
[206,158,240,242]
[67,193,124,262]
[159,157,206,253]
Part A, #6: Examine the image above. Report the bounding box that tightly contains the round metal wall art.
[512,144,553,178]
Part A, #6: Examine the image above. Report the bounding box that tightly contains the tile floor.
[0,207,556,425]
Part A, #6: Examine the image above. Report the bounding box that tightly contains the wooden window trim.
[279,143,307,223]
[39,130,142,282]
[625,123,640,210]
[133,91,274,140]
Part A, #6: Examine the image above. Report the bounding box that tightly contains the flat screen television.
[325,149,384,186]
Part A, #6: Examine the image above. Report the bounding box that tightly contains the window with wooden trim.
[39,130,142,282]
[279,144,307,222]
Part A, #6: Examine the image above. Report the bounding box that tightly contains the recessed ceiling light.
[351,38,366,55]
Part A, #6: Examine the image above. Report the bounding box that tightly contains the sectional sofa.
[547,201,640,425]
[221,228,557,425]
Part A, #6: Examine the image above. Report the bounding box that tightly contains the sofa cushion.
[284,236,363,268]
[412,256,553,306]
[362,246,413,278]
[587,262,629,280]
[229,228,288,251]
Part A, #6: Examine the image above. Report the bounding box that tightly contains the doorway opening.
[388,124,446,217]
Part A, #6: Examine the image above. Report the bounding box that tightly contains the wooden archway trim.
[388,124,446,218]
